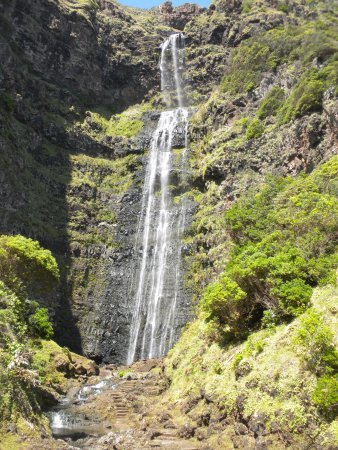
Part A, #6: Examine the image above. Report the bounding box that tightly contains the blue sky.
[119,1,210,8]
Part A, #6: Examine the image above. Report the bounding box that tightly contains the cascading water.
[127,33,190,363]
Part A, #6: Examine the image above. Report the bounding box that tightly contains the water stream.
[48,376,117,444]
[127,33,189,363]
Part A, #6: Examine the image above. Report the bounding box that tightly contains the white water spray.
[127,33,189,363]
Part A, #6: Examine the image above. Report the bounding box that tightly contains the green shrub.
[257,87,285,119]
[278,71,325,123]
[200,157,338,339]
[28,307,53,339]
[271,278,313,317]
[245,118,265,139]
[221,21,338,97]
[0,235,59,296]
[294,309,338,375]
[241,0,254,13]
[221,42,271,94]
[201,275,247,339]
[312,375,338,417]
[276,1,289,13]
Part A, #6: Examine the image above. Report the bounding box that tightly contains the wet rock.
[86,361,100,377]
[55,357,70,374]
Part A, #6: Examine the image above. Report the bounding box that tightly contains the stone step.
[158,432,178,438]
[149,440,198,449]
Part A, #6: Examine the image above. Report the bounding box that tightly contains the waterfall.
[127,33,189,363]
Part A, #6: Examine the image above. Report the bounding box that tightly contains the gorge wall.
[0,0,337,369]
[0,0,196,363]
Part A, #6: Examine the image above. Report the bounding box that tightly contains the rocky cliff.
[0,0,337,448]
[1,0,209,363]
[0,0,177,362]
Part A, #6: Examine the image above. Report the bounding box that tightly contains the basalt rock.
[158,1,205,31]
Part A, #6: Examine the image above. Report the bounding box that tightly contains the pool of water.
[47,375,117,445]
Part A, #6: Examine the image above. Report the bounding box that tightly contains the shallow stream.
[47,374,117,447]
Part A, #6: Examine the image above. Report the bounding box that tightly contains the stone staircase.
[107,376,200,449]
[148,429,198,449]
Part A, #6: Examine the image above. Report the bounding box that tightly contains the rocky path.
[94,374,200,450]
[33,360,204,450]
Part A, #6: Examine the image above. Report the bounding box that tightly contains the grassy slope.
[165,285,338,447]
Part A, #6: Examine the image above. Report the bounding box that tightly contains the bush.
[278,70,325,123]
[312,375,338,417]
[0,235,59,296]
[200,157,338,338]
[294,309,338,375]
[201,275,247,339]
[257,87,285,119]
[220,21,338,98]
[245,118,265,139]
[28,307,53,339]
[221,42,271,94]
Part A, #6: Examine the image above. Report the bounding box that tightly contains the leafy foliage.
[312,375,338,417]
[257,87,285,119]
[0,235,59,297]
[201,275,247,340]
[0,235,57,427]
[245,118,265,139]
[278,69,325,123]
[200,157,338,340]
[294,309,338,375]
[294,308,338,418]
[221,20,338,125]
[28,307,53,339]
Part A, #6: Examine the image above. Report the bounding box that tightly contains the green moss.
[117,368,133,378]
[0,433,29,450]
[79,102,152,141]
[30,340,68,389]
[165,285,338,439]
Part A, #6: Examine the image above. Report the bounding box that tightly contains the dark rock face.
[0,0,196,362]
[0,0,170,361]
[1,0,160,110]
[159,1,205,31]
